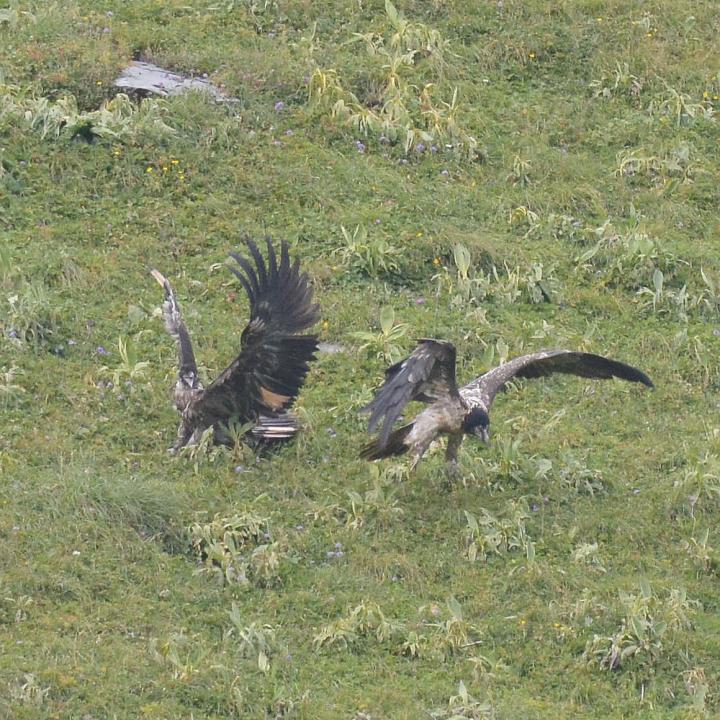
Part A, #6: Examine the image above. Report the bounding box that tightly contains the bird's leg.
[408,438,433,473]
[445,434,463,463]
[445,434,463,478]
[170,420,195,454]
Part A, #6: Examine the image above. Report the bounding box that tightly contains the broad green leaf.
[631,615,646,640]
[652,268,664,293]
[639,577,652,600]
[379,305,395,335]
[446,596,463,621]
[385,0,400,28]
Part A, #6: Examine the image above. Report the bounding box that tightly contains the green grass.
[1,0,719,717]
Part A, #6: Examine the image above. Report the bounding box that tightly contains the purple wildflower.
[68,339,77,346]
[415,297,425,305]
[274,100,285,111]
[430,145,438,153]
[374,218,381,224]
[285,129,294,136]
[102,27,110,33]
[106,10,113,16]
[416,143,425,153]
[355,140,366,153]
[96,346,109,355]
[440,169,449,176]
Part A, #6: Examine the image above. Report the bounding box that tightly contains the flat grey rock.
[115,61,235,102]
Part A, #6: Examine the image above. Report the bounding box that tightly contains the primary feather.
[361,339,458,446]
[361,341,653,471]
[152,237,319,452]
[460,349,654,410]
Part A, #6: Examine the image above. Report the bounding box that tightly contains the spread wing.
[460,349,653,410]
[362,339,459,447]
[188,237,319,427]
[151,269,201,391]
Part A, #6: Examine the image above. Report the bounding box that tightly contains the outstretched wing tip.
[462,348,655,409]
[150,268,167,287]
[198,237,319,426]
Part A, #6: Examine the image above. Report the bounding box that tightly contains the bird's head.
[462,407,490,444]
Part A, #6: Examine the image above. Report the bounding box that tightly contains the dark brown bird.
[152,238,319,452]
[361,339,653,471]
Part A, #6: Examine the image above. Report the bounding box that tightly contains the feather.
[361,339,458,447]
[461,349,653,410]
[250,413,299,442]
[362,341,653,471]
[188,237,319,429]
[153,238,319,453]
[360,423,413,460]
[150,269,200,386]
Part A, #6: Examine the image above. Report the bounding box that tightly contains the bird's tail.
[360,423,413,460]
[249,413,299,443]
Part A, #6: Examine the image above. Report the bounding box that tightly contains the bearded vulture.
[152,238,319,452]
[360,339,653,471]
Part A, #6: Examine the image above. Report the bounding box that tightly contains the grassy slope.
[1,0,719,717]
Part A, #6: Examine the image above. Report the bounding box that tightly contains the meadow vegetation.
[1,0,719,717]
